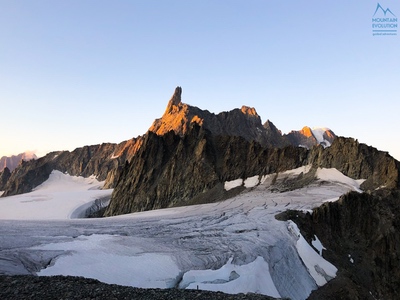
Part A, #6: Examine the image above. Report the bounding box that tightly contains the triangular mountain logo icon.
[373,3,396,17]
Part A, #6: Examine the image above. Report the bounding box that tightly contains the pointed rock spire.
[169,86,182,106]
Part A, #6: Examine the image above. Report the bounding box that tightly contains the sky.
[1,0,399,160]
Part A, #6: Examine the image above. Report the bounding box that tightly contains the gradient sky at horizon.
[1,1,399,160]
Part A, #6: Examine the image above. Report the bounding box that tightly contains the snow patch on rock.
[288,221,337,286]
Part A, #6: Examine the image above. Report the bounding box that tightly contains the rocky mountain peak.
[299,126,314,138]
[284,126,336,149]
[165,86,183,114]
[149,87,290,148]
[240,106,258,117]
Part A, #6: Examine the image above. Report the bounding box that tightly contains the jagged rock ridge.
[104,88,398,216]
[309,137,399,190]
[1,87,336,197]
[104,124,309,216]
[149,87,289,148]
[1,137,144,197]
[105,125,400,216]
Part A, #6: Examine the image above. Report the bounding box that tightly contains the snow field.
[0,171,112,220]
[33,234,181,288]
[316,168,365,192]
[180,257,281,298]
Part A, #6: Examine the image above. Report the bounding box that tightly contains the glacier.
[0,167,362,300]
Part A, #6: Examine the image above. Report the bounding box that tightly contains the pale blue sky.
[1,1,399,160]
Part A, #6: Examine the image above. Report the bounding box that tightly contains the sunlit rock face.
[149,87,289,148]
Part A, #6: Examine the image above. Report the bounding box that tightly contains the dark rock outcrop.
[309,137,400,190]
[0,167,11,191]
[0,275,278,300]
[291,189,400,300]
[104,124,309,216]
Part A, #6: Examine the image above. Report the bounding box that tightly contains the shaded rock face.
[104,124,309,216]
[105,132,400,216]
[1,137,144,197]
[309,137,400,190]
[263,120,289,148]
[0,167,11,191]
[294,190,400,300]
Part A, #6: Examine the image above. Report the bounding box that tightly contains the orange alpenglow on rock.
[299,126,314,138]
[165,86,182,113]
[240,106,258,117]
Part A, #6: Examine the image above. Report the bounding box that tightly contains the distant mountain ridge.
[0,152,37,172]
[285,126,335,149]
[0,138,145,196]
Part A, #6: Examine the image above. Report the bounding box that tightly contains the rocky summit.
[149,86,288,148]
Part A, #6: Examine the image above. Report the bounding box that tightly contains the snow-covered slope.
[311,127,334,148]
[0,167,364,299]
[0,171,112,220]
